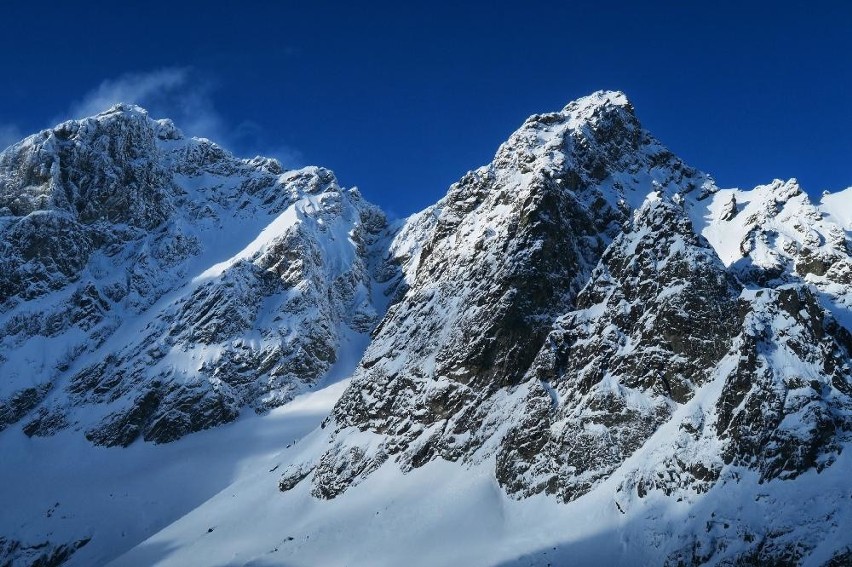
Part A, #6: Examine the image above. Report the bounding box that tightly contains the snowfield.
[0,380,350,566]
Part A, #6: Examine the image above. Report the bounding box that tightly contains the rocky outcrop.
[0,535,91,567]
[496,196,741,502]
[716,285,852,481]
[697,179,852,301]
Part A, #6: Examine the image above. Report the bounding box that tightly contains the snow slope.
[0,379,351,566]
[820,186,852,234]
[114,370,852,567]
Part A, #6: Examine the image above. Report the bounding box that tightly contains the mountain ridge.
[0,104,401,447]
[1,91,851,566]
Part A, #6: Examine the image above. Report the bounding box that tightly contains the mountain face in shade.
[496,196,743,504]
[1,93,851,567]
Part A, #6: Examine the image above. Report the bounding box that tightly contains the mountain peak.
[560,89,636,125]
[495,90,641,173]
[95,102,150,119]
[65,103,184,142]
[562,89,632,113]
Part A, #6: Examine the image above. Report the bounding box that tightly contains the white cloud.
[70,68,187,118]
[0,68,307,169]
[67,68,226,141]
[64,68,303,167]
[0,124,23,150]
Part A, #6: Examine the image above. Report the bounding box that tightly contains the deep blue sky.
[1,1,850,216]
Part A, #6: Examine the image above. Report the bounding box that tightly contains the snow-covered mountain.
[1,92,851,566]
[0,104,401,451]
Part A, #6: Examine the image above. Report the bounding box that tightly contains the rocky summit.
[2,92,851,566]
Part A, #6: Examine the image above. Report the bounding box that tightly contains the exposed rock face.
[716,285,852,482]
[496,197,742,502]
[608,283,852,566]
[0,104,174,225]
[0,105,396,445]
[0,534,91,567]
